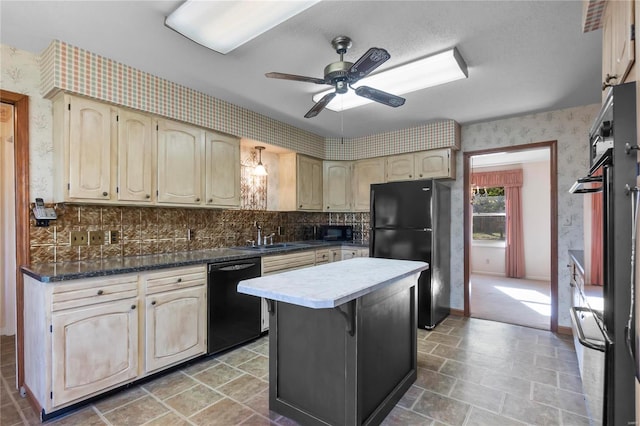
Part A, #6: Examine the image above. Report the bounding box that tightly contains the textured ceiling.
[0,1,602,139]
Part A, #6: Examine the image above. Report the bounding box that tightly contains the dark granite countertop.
[568,249,584,276]
[21,241,369,283]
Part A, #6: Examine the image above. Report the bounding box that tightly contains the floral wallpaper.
[0,45,53,199]
[453,104,600,327]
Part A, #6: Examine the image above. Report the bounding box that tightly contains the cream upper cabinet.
[204,132,240,208]
[323,161,353,211]
[414,148,456,179]
[156,119,204,205]
[53,94,117,202]
[279,153,323,211]
[386,149,456,182]
[602,0,635,94]
[386,153,415,181]
[118,109,154,203]
[352,157,386,211]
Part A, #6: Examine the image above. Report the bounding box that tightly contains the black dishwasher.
[207,258,262,355]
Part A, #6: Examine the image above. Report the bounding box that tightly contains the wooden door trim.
[463,140,558,332]
[1,90,30,387]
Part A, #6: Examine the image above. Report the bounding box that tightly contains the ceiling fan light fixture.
[166,0,320,54]
[253,146,268,176]
[313,47,468,112]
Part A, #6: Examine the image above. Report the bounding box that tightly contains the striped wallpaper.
[40,40,459,161]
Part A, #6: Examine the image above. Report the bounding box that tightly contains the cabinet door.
[67,97,115,200]
[118,109,153,202]
[297,155,323,210]
[612,0,635,82]
[51,298,138,407]
[414,148,455,179]
[330,249,342,262]
[386,154,415,182]
[157,119,204,205]
[204,132,240,207]
[323,161,352,211]
[353,157,386,211]
[145,286,206,373]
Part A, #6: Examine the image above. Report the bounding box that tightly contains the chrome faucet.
[265,233,275,245]
[254,221,262,246]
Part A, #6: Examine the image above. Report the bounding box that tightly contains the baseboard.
[470,271,505,277]
[450,308,465,317]
[557,325,573,336]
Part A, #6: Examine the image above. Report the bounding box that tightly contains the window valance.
[471,169,523,188]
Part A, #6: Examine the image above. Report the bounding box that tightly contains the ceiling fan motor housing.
[324,61,352,94]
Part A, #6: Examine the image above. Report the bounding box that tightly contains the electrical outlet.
[109,230,119,244]
[187,229,195,241]
[89,231,104,246]
[70,231,88,246]
[278,226,284,236]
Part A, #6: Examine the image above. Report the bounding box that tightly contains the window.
[472,186,505,241]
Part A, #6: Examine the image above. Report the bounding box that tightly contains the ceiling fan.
[265,36,406,118]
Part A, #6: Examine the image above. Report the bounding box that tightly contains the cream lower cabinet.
[141,266,207,374]
[341,248,369,260]
[24,273,139,413]
[260,250,317,331]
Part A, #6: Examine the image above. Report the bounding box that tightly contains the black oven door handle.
[570,307,607,352]
[216,263,258,272]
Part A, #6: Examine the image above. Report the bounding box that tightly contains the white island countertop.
[238,257,428,309]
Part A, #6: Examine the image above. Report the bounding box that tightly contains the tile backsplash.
[29,204,370,264]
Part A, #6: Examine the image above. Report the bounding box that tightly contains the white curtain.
[1,103,16,336]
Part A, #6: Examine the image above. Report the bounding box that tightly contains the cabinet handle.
[177,278,182,283]
[102,191,108,197]
[131,305,136,310]
[145,194,151,199]
[97,289,104,295]
[151,300,156,305]
[602,73,618,91]
[195,198,200,202]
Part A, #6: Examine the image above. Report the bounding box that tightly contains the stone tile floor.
[0,316,592,425]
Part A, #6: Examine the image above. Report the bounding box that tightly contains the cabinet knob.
[195,198,200,202]
[409,175,412,178]
[151,300,156,305]
[419,174,423,177]
[208,199,213,203]
[327,206,330,209]
[299,204,302,208]
[102,191,108,197]
[131,305,136,310]
[97,289,104,295]
[145,194,151,199]
[177,278,182,283]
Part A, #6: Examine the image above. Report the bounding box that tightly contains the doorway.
[463,141,558,332]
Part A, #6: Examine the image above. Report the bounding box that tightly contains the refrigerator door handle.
[421,187,431,191]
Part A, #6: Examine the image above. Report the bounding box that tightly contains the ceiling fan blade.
[348,48,390,82]
[304,92,336,118]
[355,86,406,108]
[265,72,327,85]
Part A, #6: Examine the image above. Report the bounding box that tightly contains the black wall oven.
[570,82,637,425]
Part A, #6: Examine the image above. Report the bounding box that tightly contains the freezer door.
[371,228,432,262]
[371,181,432,229]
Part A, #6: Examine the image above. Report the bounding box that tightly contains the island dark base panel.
[269,278,417,426]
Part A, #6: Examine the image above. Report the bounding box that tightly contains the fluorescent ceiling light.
[313,48,468,112]
[166,0,320,54]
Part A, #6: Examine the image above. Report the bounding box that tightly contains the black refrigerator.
[370,179,451,329]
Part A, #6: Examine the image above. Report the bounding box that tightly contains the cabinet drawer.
[52,275,138,312]
[142,266,206,294]
[315,249,330,264]
[262,251,316,275]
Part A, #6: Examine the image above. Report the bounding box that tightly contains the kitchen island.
[238,257,428,426]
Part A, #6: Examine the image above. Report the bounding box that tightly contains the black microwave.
[319,225,353,242]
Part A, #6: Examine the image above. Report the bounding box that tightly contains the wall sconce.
[253,146,268,176]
